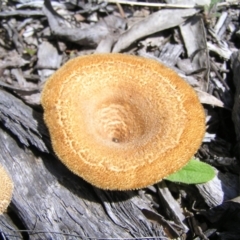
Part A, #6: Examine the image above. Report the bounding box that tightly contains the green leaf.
[24,48,37,56]
[165,158,215,184]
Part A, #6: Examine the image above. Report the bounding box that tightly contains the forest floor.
[0,0,240,239]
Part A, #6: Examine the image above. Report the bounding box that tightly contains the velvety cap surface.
[0,165,13,214]
[41,54,205,190]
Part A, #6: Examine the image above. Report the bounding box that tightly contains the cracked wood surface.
[0,89,165,239]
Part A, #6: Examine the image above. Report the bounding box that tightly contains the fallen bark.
[112,8,198,53]
[0,89,166,239]
[43,0,126,47]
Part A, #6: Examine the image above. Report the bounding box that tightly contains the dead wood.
[0,10,43,18]
[180,15,210,91]
[0,89,167,239]
[0,89,49,153]
[43,0,126,47]
[0,89,238,239]
[0,0,240,239]
[112,8,198,53]
[0,214,22,240]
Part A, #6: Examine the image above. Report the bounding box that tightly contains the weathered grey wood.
[0,89,49,153]
[157,42,183,67]
[0,127,167,239]
[0,214,23,240]
[112,8,198,53]
[0,89,167,239]
[196,170,239,207]
[157,181,188,233]
[43,0,126,47]
[180,15,210,91]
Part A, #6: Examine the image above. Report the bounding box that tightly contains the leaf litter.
[0,0,240,239]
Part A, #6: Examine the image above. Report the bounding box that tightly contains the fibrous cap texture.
[0,165,13,214]
[41,53,205,190]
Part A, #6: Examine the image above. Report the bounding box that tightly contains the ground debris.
[0,0,240,239]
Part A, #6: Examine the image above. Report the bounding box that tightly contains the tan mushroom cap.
[0,165,13,214]
[41,53,205,190]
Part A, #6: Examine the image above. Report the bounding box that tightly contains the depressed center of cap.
[86,87,157,146]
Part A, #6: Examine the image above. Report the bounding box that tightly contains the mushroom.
[0,164,14,214]
[41,54,205,190]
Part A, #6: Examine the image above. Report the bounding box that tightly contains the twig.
[116,2,125,18]
[0,80,40,94]
[105,0,197,9]
[0,10,44,17]
[105,0,239,8]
